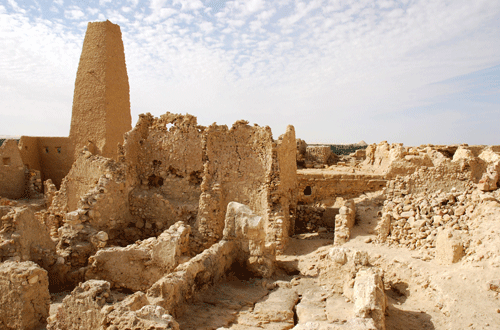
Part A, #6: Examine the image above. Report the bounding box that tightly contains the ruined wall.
[268,125,297,252]
[69,20,131,160]
[297,171,386,205]
[124,112,204,229]
[196,121,297,251]
[18,136,42,172]
[0,139,25,199]
[196,121,273,248]
[37,137,73,188]
[18,136,73,188]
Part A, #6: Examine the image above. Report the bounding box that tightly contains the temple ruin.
[1,20,500,330]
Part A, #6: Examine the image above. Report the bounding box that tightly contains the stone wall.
[0,140,25,199]
[297,171,386,205]
[124,112,203,229]
[18,136,74,188]
[196,121,297,252]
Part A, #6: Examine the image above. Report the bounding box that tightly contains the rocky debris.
[86,221,191,291]
[334,200,356,245]
[0,260,50,330]
[223,202,275,278]
[376,169,479,252]
[47,280,179,330]
[353,269,387,330]
[296,205,336,234]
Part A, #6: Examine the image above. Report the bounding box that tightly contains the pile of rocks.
[376,176,478,251]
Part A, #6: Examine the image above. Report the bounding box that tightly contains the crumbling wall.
[0,139,25,199]
[18,136,74,188]
[86,221,191,291]
[196,121,273,248]
[377,167,476,251]
[49,149,132,231]
[306,145,336,167]
[0,207,56,266]
[48,280,179,330]
[0,261,50,330]
[69,20,131,160]
[196,121,297,252]
[124,112,203,230]
[147,239,237,318]
[268,125,297,252]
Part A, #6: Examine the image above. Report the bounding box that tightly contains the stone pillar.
[69,20,131,160]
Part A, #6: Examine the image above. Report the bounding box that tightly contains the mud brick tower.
[69,20,131,159]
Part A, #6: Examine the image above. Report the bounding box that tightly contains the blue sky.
[0,0,499,145]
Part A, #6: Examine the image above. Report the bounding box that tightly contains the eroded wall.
[124,112,204,229]
[196,121,273,248]
[0,140,25,199]
[196,121,297,252]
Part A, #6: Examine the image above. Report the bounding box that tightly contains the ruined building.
[2,20,500,330]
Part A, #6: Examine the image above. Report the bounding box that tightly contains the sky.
[0,0,499,146]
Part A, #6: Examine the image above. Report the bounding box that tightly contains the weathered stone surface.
[223,202,274,277]
[435,229,464,265]
[86,221,191,291]
[147,239,237,317]
[334,200,356,245]
[353,269,387,330]
[0,207,56,265]
[252,287,299,325]
[0,261,50,330]
[69,20,131,160]
[48,281,179,330]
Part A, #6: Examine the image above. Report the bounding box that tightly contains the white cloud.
[1,0,500,144]
[99,0,112,6]
[7,0,25,13]
[64,8,85,20]
[173,0,204,11]
[53,0,64,5]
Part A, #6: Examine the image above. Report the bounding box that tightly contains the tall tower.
[69,20,131,159]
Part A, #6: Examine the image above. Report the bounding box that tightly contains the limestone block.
[253,287,299,324]
[0,261,50,330]
[353,269,387,330]
[223,202,274,277]
[435,229,464,264]
[375,213,391,241]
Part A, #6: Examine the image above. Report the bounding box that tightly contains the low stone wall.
[297,171,386,204]
[147,239,237,318]
[86,222,191,291]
